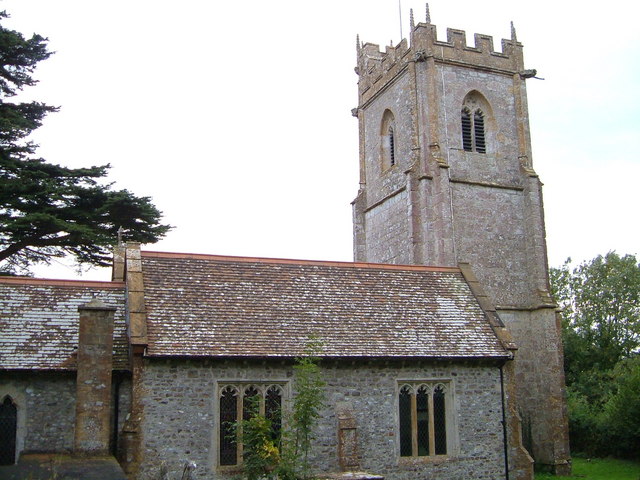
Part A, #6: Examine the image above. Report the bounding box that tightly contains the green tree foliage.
[233,396,281,480]
[601,357,640,458]
[0,11,170,275]
[286,339,326,479]
[550,252,640,459]
[232,340,326,480]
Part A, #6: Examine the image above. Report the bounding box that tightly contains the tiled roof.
[141,251,509,359]
[0,278,128,370]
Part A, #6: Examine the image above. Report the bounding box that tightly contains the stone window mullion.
[411,391,418,456]
[428,390,435,456]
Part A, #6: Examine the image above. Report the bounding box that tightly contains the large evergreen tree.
[0,11,170,275]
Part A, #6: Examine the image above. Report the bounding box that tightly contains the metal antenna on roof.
[399,0,403,40]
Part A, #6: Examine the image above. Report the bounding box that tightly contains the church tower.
[352,8,571,475]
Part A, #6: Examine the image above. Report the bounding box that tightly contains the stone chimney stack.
[74,298,116,455]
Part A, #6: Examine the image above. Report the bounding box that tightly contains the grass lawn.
[535,457,640,479]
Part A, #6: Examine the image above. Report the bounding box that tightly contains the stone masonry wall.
[138,358,508,480]
[499,309,570,466]
[0,372,76,454]
[363,189,411,264]
[0,372,132,459]
[435,64,520,179]
[358,68,415,265]
[450,182,531,307]
[362,71,413,206]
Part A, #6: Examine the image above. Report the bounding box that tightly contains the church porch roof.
[0,277,128,371]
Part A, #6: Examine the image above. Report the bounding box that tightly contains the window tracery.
[218,383,285,467]
[461,91,490,154]
[398,382,451,458]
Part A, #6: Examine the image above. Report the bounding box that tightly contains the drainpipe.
[500,364,510,480]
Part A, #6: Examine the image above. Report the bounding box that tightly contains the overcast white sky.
[3,0,639,280]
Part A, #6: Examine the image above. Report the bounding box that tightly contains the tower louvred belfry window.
[389,126,396,166]
[461,106,486,153]
[461,108,472,151]
[474,110,486,153]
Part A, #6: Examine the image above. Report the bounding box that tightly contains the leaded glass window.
[219,386,238,466]
[398,382,451,458]
[399,386,412,456]
[218,383,285,467]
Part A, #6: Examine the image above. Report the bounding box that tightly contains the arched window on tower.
[461,108,472,151]
[380,109,397,171]
[461,91,490,154]
[474,110,486,153]
[388,126,396,166]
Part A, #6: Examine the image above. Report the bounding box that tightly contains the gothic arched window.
[218,383,285,467]
[473,110,486,153]
[0,396,17,465]
[461,91,490,154]
[380,109,397,171]
[398,382,452,458]
[388,126,396,166]
[461,108,472,151]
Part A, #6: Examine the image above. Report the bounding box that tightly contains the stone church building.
[0,10,570,480]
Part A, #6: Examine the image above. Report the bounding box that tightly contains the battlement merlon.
[356,23,527,104]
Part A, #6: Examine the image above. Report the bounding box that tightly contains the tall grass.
[535,457,640,480]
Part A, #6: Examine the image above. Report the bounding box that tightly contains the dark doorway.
[0,396,17,465]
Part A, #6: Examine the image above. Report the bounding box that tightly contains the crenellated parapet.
[356,11,525,106]
[356,38,411,106]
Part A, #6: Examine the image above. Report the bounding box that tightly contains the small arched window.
[461,91,490,154]
[0,395,18,465]
[380,109,397,171]
[388,126,396,166]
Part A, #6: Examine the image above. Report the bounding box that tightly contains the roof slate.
[0,278,128,370]
[141,252,509,359]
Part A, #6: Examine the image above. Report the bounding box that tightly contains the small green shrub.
[231,339,325,480]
